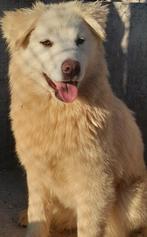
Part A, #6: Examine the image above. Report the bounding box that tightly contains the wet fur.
[1,1,147,237]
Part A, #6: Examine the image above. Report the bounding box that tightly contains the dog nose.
[61,59,80,79]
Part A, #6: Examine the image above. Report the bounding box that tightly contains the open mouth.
[43,73,79,103]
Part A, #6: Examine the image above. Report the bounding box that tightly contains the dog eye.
[40,40,53,47]
[75,37,85,46]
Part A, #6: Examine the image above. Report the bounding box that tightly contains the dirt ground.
[0,168,76,237]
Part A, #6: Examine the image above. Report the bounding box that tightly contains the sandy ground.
[0,168,76,237]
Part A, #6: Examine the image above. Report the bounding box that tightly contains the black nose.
[61,59,80,80]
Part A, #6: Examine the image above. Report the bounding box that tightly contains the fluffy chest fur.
[11,93,109,163]
[11,90,111,207]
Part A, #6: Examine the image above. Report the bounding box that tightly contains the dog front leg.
[77,171,115,237]
[25,170,52,237]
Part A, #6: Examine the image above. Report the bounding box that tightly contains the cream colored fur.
[1,1,147,237]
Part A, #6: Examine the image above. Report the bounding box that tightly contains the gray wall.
[0,1,147,169]
[105,3,147,161]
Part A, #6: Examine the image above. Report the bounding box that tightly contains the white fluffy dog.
[1,1,147,237]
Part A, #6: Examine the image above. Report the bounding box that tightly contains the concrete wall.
[0,1,147,169]
[105,3,147,161]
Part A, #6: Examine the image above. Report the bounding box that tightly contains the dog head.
[1,1,108,103]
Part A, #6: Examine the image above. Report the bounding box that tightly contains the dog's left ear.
[0,2,46,52]
[75,1,108,40]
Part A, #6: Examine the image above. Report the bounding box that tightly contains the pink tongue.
[55,82,78,103]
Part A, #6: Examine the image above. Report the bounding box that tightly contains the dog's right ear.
[1,2,46,52]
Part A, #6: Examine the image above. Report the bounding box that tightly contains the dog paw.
[18,209,28,227]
